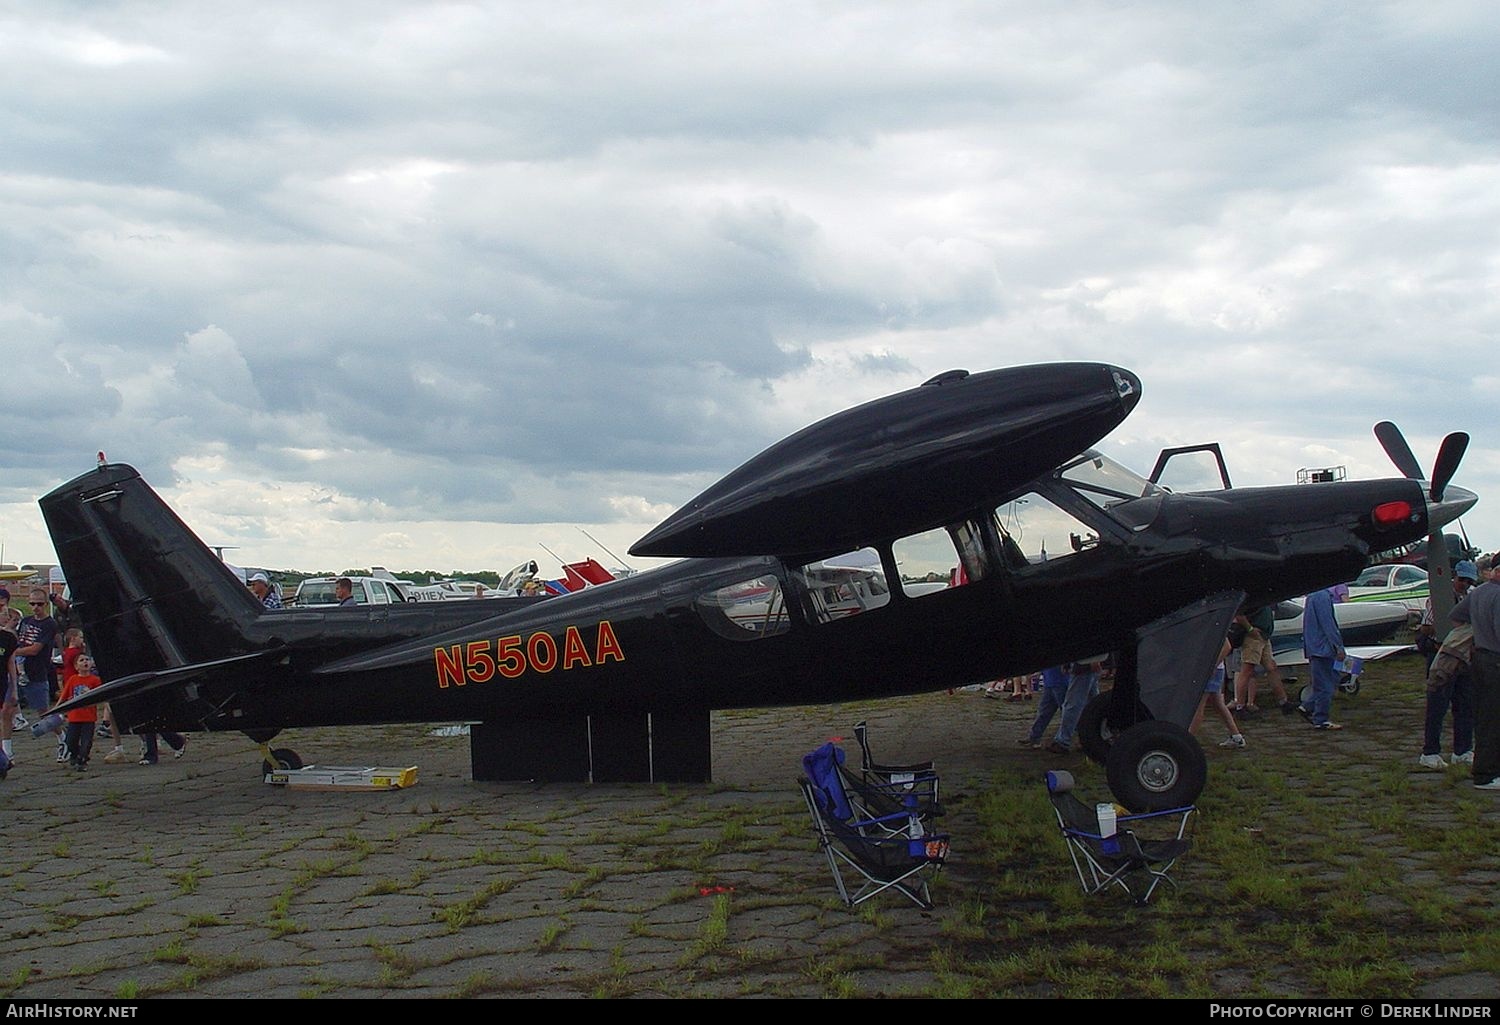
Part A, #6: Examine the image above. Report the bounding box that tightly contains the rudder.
[38,463,264,688]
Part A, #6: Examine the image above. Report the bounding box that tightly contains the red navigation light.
[1372,501,1413,526]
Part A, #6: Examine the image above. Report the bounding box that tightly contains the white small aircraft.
[1266,595,1414,694]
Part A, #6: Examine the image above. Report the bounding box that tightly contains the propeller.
[1373,420,1475,634]
[1430,432,1469,503]
[1373,421,1470,502]
[1373,421,1422,482]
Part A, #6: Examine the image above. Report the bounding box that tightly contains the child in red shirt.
[61,629,85,681]
[58,653,100,771]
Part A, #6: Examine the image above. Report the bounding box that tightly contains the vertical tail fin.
[38,463,264,686]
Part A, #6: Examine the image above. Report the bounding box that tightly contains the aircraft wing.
[1273,644,1413,669]
[631,363,1140,558]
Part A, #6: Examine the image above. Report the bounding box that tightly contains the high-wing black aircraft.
[40,363,1474,809]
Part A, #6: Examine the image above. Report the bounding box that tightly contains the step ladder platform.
[264,765,419,790]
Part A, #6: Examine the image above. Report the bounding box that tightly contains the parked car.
[292,575,410,607]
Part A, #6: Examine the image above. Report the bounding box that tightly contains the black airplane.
[38,363,1474,810]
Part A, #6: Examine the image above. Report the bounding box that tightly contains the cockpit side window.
[695,574,792,641]
[892,522,988,597]
[995,492,1100,564]
[792,547,891,624]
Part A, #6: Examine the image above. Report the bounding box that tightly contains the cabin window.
[792,548,891,624]
[892,524,986,597]
[995,492,1098,564]
[695,574,791,641]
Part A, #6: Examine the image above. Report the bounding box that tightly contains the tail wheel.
[261,747,304,776]
[1105,721,1207,812]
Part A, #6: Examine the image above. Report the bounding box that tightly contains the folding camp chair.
[800,743,950,910]
[852,720,943,816]
[1044,769,1194,905]
[804,740,940,836]
[853,720,935,782]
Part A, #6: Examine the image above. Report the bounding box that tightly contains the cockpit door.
[1149,443,1233,491]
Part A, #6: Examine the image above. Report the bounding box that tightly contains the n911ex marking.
[433,621,626,688]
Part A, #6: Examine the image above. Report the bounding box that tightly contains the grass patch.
[1,967,32,998]
[436,878,516,932]
[170,868,206,895]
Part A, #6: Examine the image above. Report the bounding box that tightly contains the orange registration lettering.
[561,625,592,670]
[528,631,558,673]
[433,620,626,687]
[596,620,625,664]
[496,635,526,679]
[465,640,496,683]
[434,645,465,689]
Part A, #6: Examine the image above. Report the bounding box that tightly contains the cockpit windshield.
[1058,451,1163,511]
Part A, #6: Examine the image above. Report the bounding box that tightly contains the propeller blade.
[1374,421,1423,480]
[1430,432,1469,502]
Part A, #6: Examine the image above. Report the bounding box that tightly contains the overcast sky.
[2,0,1496,576]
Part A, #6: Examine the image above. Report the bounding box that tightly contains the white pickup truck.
[292,575,410,607]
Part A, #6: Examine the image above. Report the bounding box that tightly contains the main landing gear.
[1103,721,1206,812]
[1077,697,1208,812]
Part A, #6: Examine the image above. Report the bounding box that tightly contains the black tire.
[1105,721,1207,812]
[261,747,304,776]
[1338,673,1360,696]
[1077,692,1140,765]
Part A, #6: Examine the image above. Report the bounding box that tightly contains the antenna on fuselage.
[577,528,634,574]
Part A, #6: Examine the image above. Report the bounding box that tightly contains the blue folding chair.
[1044,769,1194,905]
[810,734,941,831]
[800,743,949,910]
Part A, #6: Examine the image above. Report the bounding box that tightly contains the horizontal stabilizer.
[48,649,287,717]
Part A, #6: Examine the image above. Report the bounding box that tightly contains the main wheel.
[1105,721,1207,812]
[1077,692,1143,765]
[1337,672,1360,695]
[261,747,304,775]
